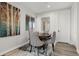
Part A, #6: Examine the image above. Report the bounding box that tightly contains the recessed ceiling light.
[47,5,51,8]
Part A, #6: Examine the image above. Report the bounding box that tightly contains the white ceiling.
[10,2,73,14]
[23,2,73,14]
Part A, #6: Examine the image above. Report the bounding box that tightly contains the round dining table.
[39,33,51,41]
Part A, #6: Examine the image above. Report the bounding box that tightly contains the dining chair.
[29,32,46,56]
[51,31,56,51]
[47,31,56,50]
[44,32,55,56]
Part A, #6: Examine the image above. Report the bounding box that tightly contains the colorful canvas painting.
[30,17,35,31]
[26,15,30,31]
[0,2,20,37]
[26,15,35,31]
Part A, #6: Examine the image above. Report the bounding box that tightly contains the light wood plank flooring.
[54,42,79,56]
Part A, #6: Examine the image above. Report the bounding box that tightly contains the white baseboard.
[0,40,29,56]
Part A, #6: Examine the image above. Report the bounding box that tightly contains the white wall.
[70,3,79,54]
[0,2,36,55]
[76,2,79,54]
[57,9,71,44]
[71,3,78,47]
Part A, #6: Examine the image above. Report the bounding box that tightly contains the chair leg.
[37,48,39,56]
[52,44,54,51]
[30,45,32,52]
[45,44,48,56]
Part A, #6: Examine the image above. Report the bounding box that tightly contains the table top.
[39,33,51,36]
[39,33,51,41]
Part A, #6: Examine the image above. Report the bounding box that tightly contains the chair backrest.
[51,31,56,44]
[30,32,44,46]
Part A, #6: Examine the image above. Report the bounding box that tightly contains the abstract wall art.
[26,15,35,31]
[30,17,35,31]
[0,2,20,37]
[41,17,50,33]
[26,15,30,31]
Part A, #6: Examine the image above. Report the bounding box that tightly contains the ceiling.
[10,2,73,14]
[23,2,73,14]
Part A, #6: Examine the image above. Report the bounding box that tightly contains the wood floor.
[3,42,79,56]
[54,42,79,56]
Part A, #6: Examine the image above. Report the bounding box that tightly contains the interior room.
[0,2,79,56]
